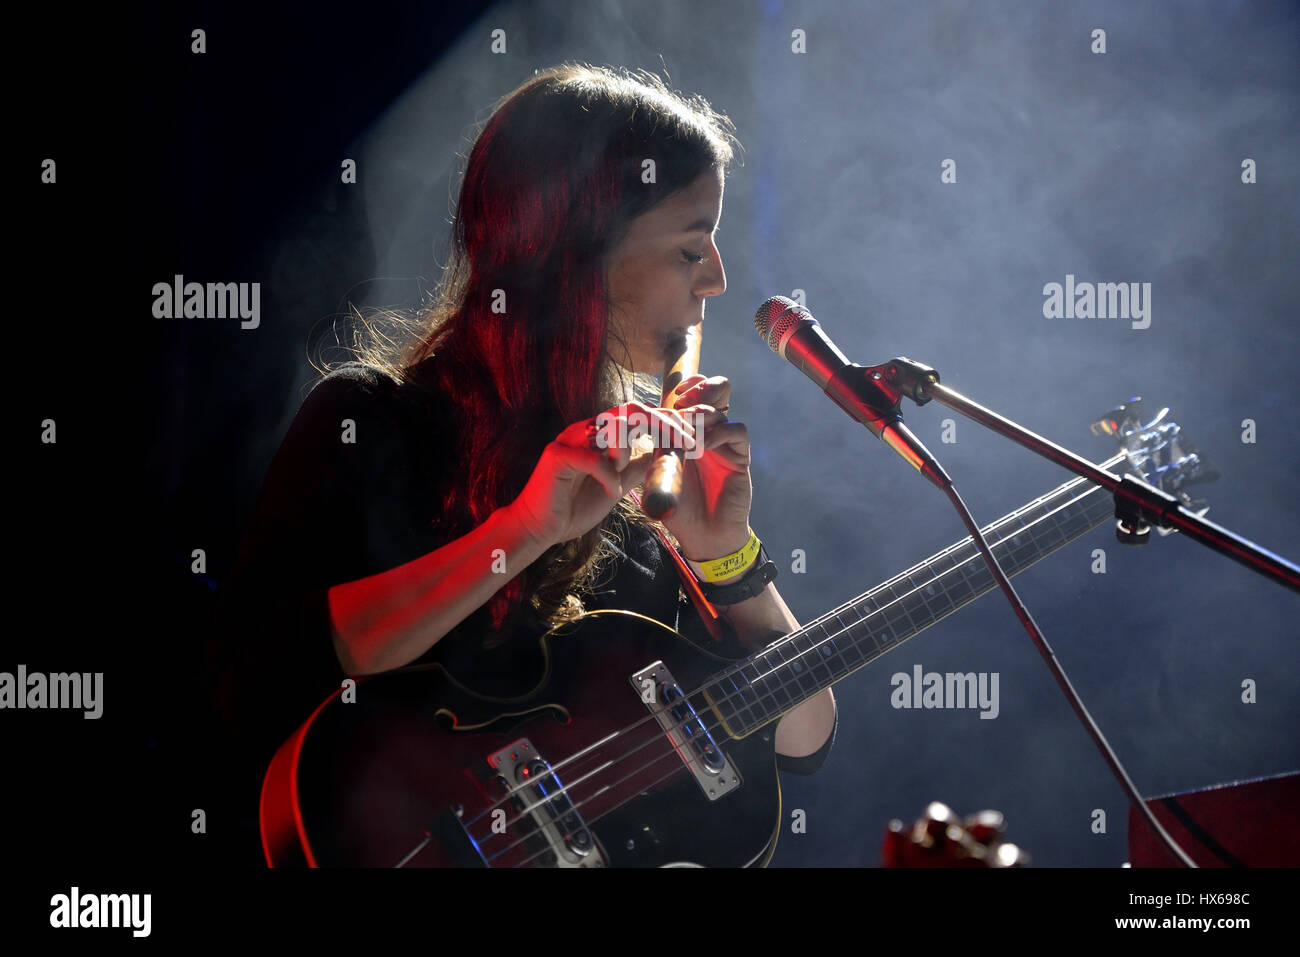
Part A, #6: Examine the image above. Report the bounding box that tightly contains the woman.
[213,63,836,862]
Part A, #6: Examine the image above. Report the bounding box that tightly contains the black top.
[212,360,833,791]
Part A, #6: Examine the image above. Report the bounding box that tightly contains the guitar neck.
[703,453,1130,737]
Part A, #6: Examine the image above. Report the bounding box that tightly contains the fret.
[701,676,741,737]
[998,527,1043,574]
[906,564,937,593]
[872,602,898,649]
[711,670,759,735]
[942,554,979,604]
[910,571,937,603]
[872,612,898,648]
[1058,502,1093,538]
[855,590,882,618]
[879,581,918,639]
[780,631,811,691]
[917,558,955,616]
[1009,499,1053,537]
[760,667,796,719]
[756,641,795,714]
[841,600,867,626]
[822,615,852,664]
[1082,488,1115,527]
[800,621,842,686]
[842,598,882,651]
[896,591,932,638]
[835,614,869,664]
[1042,483,1106,542]
[749,652,790,717]
[783,632,821,696]
[751,654,785,725]
[960,549,995,595]
[1028,504,1068,552]
[844,596,886,654]
[814,620,850,679]
[1041,498,1081,545]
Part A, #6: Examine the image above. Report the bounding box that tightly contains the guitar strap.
[626,488,732,646]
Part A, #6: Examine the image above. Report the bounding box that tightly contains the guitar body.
[261,610,783,868]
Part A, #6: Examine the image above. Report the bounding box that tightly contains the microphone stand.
[879,357,1300,594]
[847,356,1294,868]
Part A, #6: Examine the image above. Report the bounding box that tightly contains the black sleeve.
[211,363,414,761]
[774,707,838,776]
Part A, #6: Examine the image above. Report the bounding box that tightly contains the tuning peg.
[1091,397,1144,437]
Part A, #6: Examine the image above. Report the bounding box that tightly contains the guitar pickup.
[631,661,741,802]
[487,738,606,868]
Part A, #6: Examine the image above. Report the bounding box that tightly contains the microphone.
[753,296,950,489]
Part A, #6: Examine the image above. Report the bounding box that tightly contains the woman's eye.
[681,249,706,265]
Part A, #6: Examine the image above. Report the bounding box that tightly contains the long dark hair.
[335,63,739,631]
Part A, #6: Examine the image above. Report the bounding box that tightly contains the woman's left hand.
[655,373,753,563]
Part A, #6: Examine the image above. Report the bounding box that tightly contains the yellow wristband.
[691,528,762,583]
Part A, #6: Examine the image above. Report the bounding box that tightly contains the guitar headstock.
[1091,396,1220,539]
[881,801,1029,868]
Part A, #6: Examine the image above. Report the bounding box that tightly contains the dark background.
[11,0,1298,879]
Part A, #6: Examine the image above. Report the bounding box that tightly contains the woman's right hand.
[507,402,695,549]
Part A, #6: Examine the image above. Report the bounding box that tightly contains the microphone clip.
[870,357,940,407]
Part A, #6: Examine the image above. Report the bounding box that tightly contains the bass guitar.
[261,397,1216,867]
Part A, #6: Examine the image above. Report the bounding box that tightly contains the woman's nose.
[697,241,726,298]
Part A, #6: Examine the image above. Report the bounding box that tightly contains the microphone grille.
[753,296,810,353]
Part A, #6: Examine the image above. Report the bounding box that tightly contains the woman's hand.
[659,373,753,563]
[508,401,695,550]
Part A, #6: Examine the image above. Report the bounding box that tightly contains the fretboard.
[701,453,1130,738]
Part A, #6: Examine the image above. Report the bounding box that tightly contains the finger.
[700,419,748,448]
[553,442,622,500]
[620,447,654,493]
[698,420,751,466]
[670,374,709,407]
[558,416,604,448]
[676,405,728,432]
[617,401,697,451]
[674,375,730,411]
[558,413,637,473]
[598,416,635,472]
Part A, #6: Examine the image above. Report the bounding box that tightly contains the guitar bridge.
[631,661,741,801]
[487,738,606,867]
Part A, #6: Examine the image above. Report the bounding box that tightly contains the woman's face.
[605,168,727,374]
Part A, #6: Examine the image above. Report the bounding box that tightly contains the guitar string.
[486,471,1080,867]
[486,723,740,867]
[456,468,1112,850]
[498,461,1152,867]
[442,473,1116,862]
[397,727,705,867]
[453,470,1115,850]
[469,485,1120,867]
[453,486,1114,866]
[459,489,1098,865]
